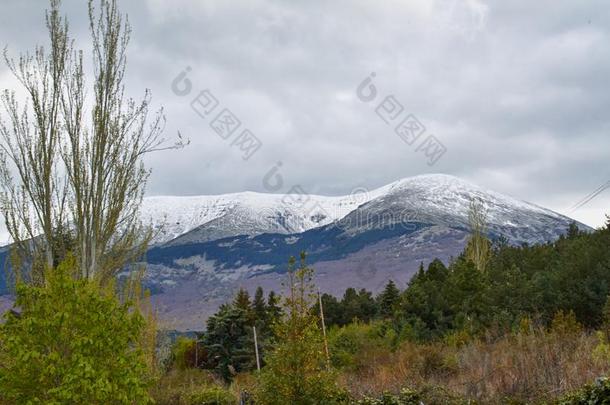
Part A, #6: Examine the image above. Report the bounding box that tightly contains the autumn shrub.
[338,325,610,404]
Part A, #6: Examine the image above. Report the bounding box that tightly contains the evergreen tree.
[355,288,377,323]
[567,221,581,239]
[233,288,254,325]
[234,288,252,311]
[401,259,451,338]
[267,290,283,324]
[445,258,489,332]
[203,304,255,381]
[319,293,342,327]
[378,280,401,318]
[253,286,267,321]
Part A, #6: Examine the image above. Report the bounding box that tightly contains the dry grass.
[150,368,223,404]
[339,330,610,404]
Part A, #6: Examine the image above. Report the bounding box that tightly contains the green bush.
[0,257,151,404]
[356,386,471,405]
[355,389,422,405]
[557,377,610,405]
[329,321,392,370]
[172,336,198,370]
[185,385,237,405]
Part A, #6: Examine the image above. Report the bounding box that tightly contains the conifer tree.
[378,280,400,318]
[203,303,255,381]
[567,221,581,239]
[253,286,267,321]
[266,290,283,324]
[234,288,252,310]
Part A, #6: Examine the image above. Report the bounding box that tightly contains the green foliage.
[172,337,205,370]
[184,385,237,405]
[202,285,282,381]
[204,304,256,381]
[320,288,377,327]
[356,387,469,405]
[549,310,582,336]
[266,290,283,322]
[256,253,342,404]
[557,377,610,405]
[233,288,253,321]
[0,256,151,404]
[356,389,422,405]
[396,223,610,341]
[253,286,267,321]
[328,321,392,370]
[465,198,491,273]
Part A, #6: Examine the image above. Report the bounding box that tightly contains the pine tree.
[253,286,267,321]
[567,221,581,239]
[234,288,252,310]
[378,280,400,318]
[266,290,283,324]
[203,304,255,381]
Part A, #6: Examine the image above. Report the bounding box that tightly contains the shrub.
[150,368,222,404]
[185,385,237,405]
[0,257,151,404]
[550,310,582,336]
[172,337,205,370]
[329,321,392,370]
[355,386,468,405]
[557,377,610,405]
[356,389,422,405]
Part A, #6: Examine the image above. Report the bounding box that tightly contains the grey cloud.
[0,0,608,228]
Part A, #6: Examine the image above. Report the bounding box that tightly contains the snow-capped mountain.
[335,174,585,243]
[140,186,389,245]
[142,174,586,247]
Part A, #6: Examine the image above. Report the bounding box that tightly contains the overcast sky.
[0,0,608,228]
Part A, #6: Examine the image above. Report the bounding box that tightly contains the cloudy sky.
[0,0,608,228]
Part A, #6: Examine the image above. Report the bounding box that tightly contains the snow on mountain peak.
[141,174,587,246]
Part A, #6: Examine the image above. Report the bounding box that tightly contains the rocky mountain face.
[0,174,591,330]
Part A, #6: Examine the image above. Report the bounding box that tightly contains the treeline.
[321,220,610,342]
[178,219,610,383]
